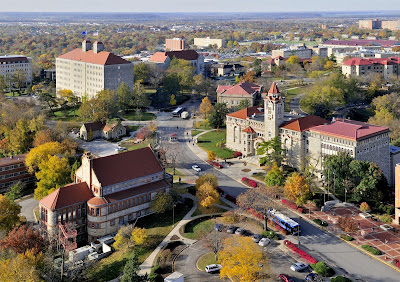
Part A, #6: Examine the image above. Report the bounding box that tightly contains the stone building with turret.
[39,147,171,243]
[226,82,392,184]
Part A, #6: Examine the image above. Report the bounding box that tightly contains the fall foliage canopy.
[199,96,213,118]
[196,182,219,208]
[284,172,311,206]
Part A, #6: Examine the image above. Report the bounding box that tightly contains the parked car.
[192,165,201,172]
[279,274,295,282]
[115,146,126,152]
[227,226,237,234]
[214,224,223,232]
[258,238,271,247]
[234,228,245,235]
[253,234,263,243]
[305,273,321,281]
[205,264,222,273]
[290,262,308,272]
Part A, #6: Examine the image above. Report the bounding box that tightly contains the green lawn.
[52,109,79,121]
[191,130,204,137]
[197,252,218,271]
[120,137,156,151]
[195,120,212,130]
[282,87,305,112]
[182,218,215,240]
[126,125,141,132]
[196,130,234,159]
[88,202,193,281]
[122,111,156,121]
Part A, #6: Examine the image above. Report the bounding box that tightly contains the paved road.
[17,196,38,222]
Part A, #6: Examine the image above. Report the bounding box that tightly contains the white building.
[56,40,134,100]
[271,44,313,59]
[0,55,32,87]
[194,37,224,49]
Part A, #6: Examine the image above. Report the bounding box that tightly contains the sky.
[1,0,400,13]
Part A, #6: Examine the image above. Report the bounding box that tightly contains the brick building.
[148,50,205,75]
[226,82,391,184]
[165,38,185,51]
[216,81,262,109]
[0,154,35,194]
[56,40,134,100]
[39,147,172,243]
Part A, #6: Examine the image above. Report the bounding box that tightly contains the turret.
[93,41,104,54]
[82,39,92,52]
[264,82,285,140]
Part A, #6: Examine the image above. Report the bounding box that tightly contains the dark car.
[214,224,223,232]
[252,234,263,243]
[227,225,237,233]
[305,273,321,281]
[279,274,295,282]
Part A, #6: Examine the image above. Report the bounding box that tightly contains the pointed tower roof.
[268,82,280,94]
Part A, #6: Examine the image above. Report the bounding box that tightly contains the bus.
[267,209,300,235]
[172,107,183,117]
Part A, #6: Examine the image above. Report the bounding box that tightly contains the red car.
[279,274,295,282]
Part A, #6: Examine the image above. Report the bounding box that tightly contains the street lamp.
[344,188,347,204]
[172,204,177,225]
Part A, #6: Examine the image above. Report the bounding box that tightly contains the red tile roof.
[40,182,93,210]
[92,147,163,187]
[149,50,200,63]
[104,180,169,203]
[309,119,389,141]
[268,82,280,94]
[217,81,262,96]
[87,196,108,207]
[242,126,256,133]
[323,39,400,48]
[280,115,329,132]
[58,48,131,65]
[227,106,263,120]
[343,57,400,66]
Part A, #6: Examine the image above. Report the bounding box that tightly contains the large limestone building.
[56,40,134,100]
[226,83,391,183]
[0,55,32,87]
[39,147,172,243]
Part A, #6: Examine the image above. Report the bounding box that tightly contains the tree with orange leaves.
[284,172,311,206]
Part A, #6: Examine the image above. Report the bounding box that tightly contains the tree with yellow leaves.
[284,172,311,206]
[196,182,219,208]
[0,195,21,234]
[0,250,42,282]
[130,227,148,246]
[199,96,213,119]
[218,236,267,282]
[207,150,216,162]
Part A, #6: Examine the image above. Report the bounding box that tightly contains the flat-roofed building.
[0,154,35,194]
[165,38,185,51]
[194,37,224,49]
[0,55,32,87]
[272,44,313,59]
[56,40,133,100]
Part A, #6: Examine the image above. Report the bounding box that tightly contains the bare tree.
[205,229,223,261]
[157,143,181,175]
[148,64,165,89]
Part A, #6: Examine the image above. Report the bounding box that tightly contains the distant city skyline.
[1,0,400,13]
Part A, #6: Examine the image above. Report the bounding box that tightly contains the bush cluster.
[233,151,242,158]
[241,177,257,188]
[313,218,328,227]
[207,160,223,169]
[330,276,352,282]
[361,244,382,255]
[375,203,394,215]
[261,230,279,240]
[392,258,400,269]
[340,234,354,241]
[310,261,335,277]
[282,199,297,210]
[377,213,393,224]
[283,240,318,264]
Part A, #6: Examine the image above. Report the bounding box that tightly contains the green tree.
[132,82,150,109]
[121,252,148,282]
[208,103,228,130]
[237,99,251,110]
[0,75,7,94]
[5,182,23,201]
[162,73,180,93]
[257,137,285,166]
[117,82,133,110]
[70,159,81,181]
[0,195,21,234]
[150,192,174,214]
[264,163,285,187]
[133,62,149,84]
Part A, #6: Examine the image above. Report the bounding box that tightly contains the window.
[96,208,100,216]
[96,223,100,229]
[110,219,115,226]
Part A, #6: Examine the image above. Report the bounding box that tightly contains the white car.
[205,264,222,273]
[258,238,271,247]
[290,262,308,272]
[192,165,201,172]
[115,146,126,152]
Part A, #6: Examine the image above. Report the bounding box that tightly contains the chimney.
[93,41,104,54]
[82,39,92,52]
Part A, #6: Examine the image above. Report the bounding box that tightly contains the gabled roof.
[280,115,329,132]
[242,126,256,133]
[309,118,390,141]
[92,147,163,187]
[149,50,200,63]
[103,122,119,132]
[268,82,280,94]
[227,106,263,120]
[217,81,262,96]
[58,48,131,65]
[83,121,105,132]
[40,182,93,210]
[148,52,169,63]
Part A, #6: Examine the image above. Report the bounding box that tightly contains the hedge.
[261,230,279,240]
[361,244,382,255]
[283,240,318,264]
[330,275,353,282]
[310,261,335,277]
[313,218,328,227]
[241,177,257,188]
[233,151,242,158]
[340,234,354,241]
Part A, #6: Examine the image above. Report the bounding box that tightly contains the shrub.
[377,213,393,224]
[331,275,353,282]
[313,218,328,227]
[361,244,382,255]
[392,258,400,269]
[221,210,238,224]
[337,216,358,234]
[261,230,279,240]
[340,234,354,241]
[360,202,370,212]
[310,261,335,277]
[376,203,394,215]
[233,151,242,158]
[283,240,318,264]
[282,199,297,210]
[241,177,257,188]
